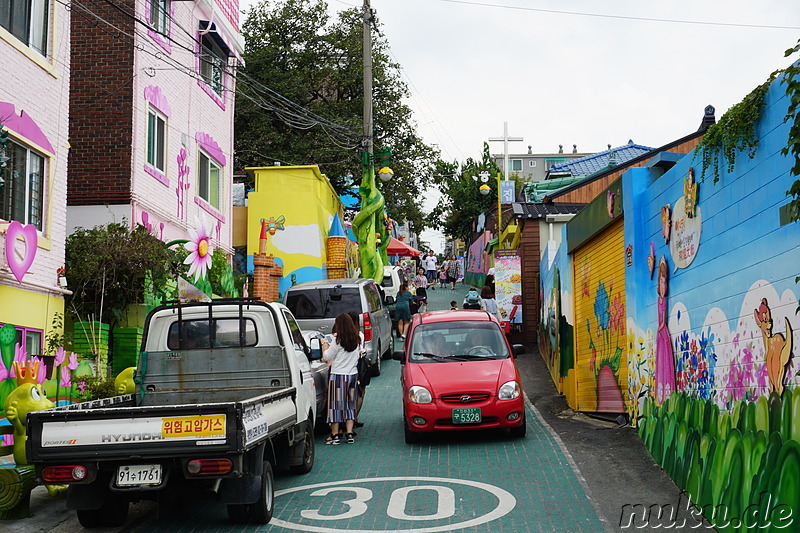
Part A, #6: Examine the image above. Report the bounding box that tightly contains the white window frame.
[510,159,522,172]
[146,106,167,173]
[0,0,49,55]
[200,33,226,97]
[529,160,536,168]
[0,139,46,230]
[197,149,221,209]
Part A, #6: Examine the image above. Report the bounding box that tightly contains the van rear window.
[285,288,360,319]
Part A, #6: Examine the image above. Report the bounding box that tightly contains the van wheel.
[250,460,274,524]
[372,350,382,377]
[382,335,394,359]
[290,418,315,474]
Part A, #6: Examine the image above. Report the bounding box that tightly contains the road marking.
[272,476,516,533]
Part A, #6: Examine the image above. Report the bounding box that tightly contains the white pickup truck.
[26,298,318,528]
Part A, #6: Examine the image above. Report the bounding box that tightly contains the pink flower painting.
[184,216,214,281]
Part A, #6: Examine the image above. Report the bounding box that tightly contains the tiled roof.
[511,202,586,219]
[546,140,653,178]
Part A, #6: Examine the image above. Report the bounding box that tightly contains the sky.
[238,0,800,253]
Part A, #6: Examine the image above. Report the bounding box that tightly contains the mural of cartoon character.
[655,257,676,404]
[753,298,793,394]
[4,361,55,465]
[684,167,698,218]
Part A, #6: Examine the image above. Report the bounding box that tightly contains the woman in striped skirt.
[321,313,362,445]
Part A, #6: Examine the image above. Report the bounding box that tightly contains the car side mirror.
[384,296,395,305]
[512,344,525,356]
[392,350,404,362]
[308,338,323,360]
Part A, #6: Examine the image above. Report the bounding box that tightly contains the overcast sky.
[239,0,800,253]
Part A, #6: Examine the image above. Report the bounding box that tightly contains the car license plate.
[117,464,162,487]
[452,407,482,424]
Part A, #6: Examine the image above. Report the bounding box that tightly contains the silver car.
[283,278,394,376]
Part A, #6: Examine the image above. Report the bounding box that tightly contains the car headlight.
[498,380,520,400]
[408,385,432,404]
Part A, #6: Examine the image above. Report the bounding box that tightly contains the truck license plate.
[452,407,482,424]
[117,464,162,486]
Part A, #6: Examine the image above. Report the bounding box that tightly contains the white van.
[382,265,405,300]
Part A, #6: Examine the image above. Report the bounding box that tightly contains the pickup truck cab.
[26,298,317,528]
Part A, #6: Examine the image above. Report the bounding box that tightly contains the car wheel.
[250,460,275,524]
[372,350,382,376]
[404,420,421,444]
[290,418,315,474]
[509,412,527,438]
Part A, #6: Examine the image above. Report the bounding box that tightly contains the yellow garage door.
[573,218,628,413]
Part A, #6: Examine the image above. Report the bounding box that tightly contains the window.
[364,284,382,311]
[510,159,522,172]
[285,288,361,319]
[282,311,306,352]
[197,150,220,208]
[146,107,166,173]
[0,324,42,355]
[149,0,169,34]
[167,318,257,349]
[545,158,566,170]
[0,139,45,230]
[200,33,225,96]
[0,0,48,55]
[529,160,536,168]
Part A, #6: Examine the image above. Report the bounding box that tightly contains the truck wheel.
[77,496,128,528]
[250,460,274,524]
[227,504,250,524]
[290,419,315,474]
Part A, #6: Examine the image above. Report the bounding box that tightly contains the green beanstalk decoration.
[352,165,389,282]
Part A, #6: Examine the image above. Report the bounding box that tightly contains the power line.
[438,0,800,30]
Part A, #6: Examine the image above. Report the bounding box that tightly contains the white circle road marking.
[271,476,517,533]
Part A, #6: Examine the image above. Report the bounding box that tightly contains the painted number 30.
[301,485,456,521]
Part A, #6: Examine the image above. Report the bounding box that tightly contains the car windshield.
[409,322,509,363]
[285,288,361,319]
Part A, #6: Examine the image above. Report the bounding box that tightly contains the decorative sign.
[607,191,616,218]
[4,220,38,282]
[661,205,671,244]
[625,244,633,267]
[647,241,657,279]
[494,249,522,324]
[669,196,702,271]
[178,277,211,303]
[500,180,515,204]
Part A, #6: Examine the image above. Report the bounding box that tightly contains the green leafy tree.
[235,0,437,233]
[65,223,177,326]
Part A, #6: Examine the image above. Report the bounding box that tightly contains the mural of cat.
[753,298,793,395]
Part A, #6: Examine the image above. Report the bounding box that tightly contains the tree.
[235,0,437,233]
[428,143,504,242]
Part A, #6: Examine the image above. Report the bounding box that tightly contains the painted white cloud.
[271,224,322,257]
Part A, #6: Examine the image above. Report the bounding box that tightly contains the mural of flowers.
[184,216,214,282]
[586,279,625,411]
[674,328,717,401]
[627,324,655,423]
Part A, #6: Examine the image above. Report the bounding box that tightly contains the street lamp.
[378,166,393,182]
[473,169,503,238]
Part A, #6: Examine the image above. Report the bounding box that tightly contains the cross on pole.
[488,122,523,240]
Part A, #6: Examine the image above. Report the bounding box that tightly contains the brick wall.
[252,254,283,303]
[67,0,135,206]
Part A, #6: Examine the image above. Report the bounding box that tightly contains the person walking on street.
[395,282,413,340]
[412,267,428,313]
[446,254,460,290]
[424,252,438,289]
[485,266,496,296]
[439,267,447,288]
[321,314,362,445]
[480,285,502,322]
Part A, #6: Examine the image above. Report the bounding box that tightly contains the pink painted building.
[0,0,72,354]
[66,0,243,255]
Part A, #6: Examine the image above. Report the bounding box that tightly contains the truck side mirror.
[308,338,323,360]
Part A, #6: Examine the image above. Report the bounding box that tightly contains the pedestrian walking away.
[446,254,460,290]
[394,282,413,339]
[321,314,362,445]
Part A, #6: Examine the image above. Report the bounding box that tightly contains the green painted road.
[139,281,608,532]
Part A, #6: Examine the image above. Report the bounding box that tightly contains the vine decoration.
[782,38,800,222]
[694,70,781,184]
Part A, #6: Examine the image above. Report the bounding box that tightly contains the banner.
[494,249,522,324]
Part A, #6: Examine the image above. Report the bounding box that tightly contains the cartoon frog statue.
[4,360,67,496]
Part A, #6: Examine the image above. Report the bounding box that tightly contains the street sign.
[500,180,515,204]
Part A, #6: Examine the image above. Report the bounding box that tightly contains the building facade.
[67,0,243,254]
[492,145,592,183]
[0,0,72,354]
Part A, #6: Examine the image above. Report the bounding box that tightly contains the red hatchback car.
[393,310,527,443]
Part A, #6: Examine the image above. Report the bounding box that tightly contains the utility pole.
[363,0,373,157]
[488,122,523,241]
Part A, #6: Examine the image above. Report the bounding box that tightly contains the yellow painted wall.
[0,284,64,352]
[245,166,345,284]
[572,218,628,413]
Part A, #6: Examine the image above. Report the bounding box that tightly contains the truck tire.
[250,460,274,524]
[77,496,128,528]
[290,418,315,474]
